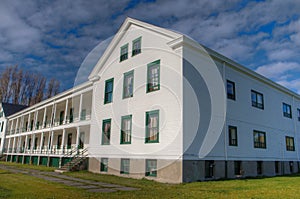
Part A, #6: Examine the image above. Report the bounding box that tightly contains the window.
[104,78,114,104]
[283,103,292,118]
[251,90,264,109]
[57,135,62,149]
[123,70,134,98]
[67,133,72,149]
[59,111,64,125]
[80,109,86,120]
[145,159,157,177]
[132,37,141,56]
[205,160,214,178]
[145,110,159,143]
[120,115,132,144]
[297,109,300,121]
[257,161,263,175]
[100,158,108,172]
[120,159,130,174]
[1,121,3,132]
[102,119,111,145]
[234,161,242,175]
[289,161,294,173]
[227,80,236,100]
[120,44,128,62]
[69,108,74,123]
[275,161,280,174]
[253,130,266,149]
[228,126,237,146]
[286,136,295,151]
[147,60,160,92]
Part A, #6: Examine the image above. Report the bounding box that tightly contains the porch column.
[75,126,80,149]
[31,134,35,154]
[50,131,54,153]
[42,107,47,128]
[64,98,69,124]
[7,138,11,153]
[34,110,39,130]
[15,118,19,134]
[61,129,66,154]
[79,94,83,121]
[12,137,16,154]
[24,135,28,153]
[39,132,44,153]
[27,114,31,131]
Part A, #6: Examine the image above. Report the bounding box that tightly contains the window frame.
[102,119,111,145]
[120,43,128,62]
[120,158,130,174]
[145,110,159,143]
[253,130,266,149]
[145,159,157,177]
[104,78,114,104]
[226,80,236,100]
[228,126,238,146]
[234,161,242,175]
[286,136,295,151]
[100,158,108,172]
[147,60,160,93]
[251,90,264,109]
[283,103,292,118]
[120,115,132,144]
[132,37,141,57]
[123,70,134,99]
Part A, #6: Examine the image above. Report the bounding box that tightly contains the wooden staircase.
[55,148,88,173]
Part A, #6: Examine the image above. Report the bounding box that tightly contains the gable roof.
[88,17,182,81]
[1,102,28,117]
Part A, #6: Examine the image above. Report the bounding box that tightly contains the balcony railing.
[6,111,91,134]
[4,144,84,155]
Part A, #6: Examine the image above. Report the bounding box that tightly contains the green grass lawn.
[1,162,300,198]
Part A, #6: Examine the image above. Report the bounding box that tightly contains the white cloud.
[256,62,300,79]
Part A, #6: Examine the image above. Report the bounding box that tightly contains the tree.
[0,65,61,106]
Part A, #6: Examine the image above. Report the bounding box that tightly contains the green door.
[50,157,59,167]
[40,157,48,166]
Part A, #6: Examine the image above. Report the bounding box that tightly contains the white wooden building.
[2,18,300,183]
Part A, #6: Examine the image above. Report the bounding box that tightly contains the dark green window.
[57,135,62,149]
[228,126,237,146]
[132,37,141,56]
[69,108,74,123]
[104,78,114,104]
[121,115,132,144]
[283,103,292,118]
[145,159,157,177]
[123,70,134,98]
[120,44,128,62]
[145,110,159,143]
[227,80,235,100]
[102,119,111,145]
[251,90,264,109]
[59,111,64,125]
[286,136,295,151]
[253,130,266,149]
[80,109,86,120]
[120,159,130,174]
[147,60,160,92]
[100,158,108,172]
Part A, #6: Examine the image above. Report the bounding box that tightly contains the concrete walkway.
[0,164,139,193]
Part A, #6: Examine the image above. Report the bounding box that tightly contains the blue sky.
[1,0,300,93]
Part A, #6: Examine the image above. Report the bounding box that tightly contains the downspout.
[223,61,228,178]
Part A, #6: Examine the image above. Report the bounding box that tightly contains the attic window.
[132,37,141,56]
[120,44,128,62]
